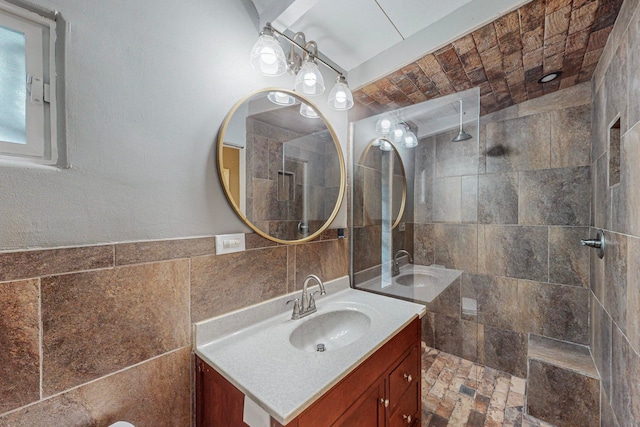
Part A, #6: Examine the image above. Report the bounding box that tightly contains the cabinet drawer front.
[389,346,419,410]
[298,318,419,427]
[389,381,419,427]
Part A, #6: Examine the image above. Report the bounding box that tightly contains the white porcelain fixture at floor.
[193,276,425,425]
[288,309,371,352]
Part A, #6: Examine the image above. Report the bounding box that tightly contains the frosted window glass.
[0,24,26,145]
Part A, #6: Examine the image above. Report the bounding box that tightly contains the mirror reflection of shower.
[350,86,480,297]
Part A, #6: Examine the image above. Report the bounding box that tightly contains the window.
[0,0,59,165]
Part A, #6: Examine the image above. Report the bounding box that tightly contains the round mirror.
[217,88,345,244]
[356,138,407,230]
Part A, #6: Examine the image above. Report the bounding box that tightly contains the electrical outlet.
[215,233,245,255]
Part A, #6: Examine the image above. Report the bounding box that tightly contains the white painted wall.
[0,0,347,250]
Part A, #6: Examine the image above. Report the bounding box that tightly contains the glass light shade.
[375,117,394,135]
[250,34,287,76]
[390,124,406,144]
[295,60,325,96]
[300,103,320,119]
[402,130,418,148]
[379,139,393,151]
[327,80,353,110]
[267,91,297,106]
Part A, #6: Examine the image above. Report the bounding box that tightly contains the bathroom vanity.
[194,277,425,427]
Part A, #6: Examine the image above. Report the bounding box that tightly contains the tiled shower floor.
[420,344,556,427]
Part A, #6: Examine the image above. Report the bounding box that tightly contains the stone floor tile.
[421,344,556,427]
[428,413,449,427]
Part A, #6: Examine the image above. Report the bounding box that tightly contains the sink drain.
[316,343,325,352]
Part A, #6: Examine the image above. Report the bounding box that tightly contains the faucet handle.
[309,291,323,310]
[286,298,300,319]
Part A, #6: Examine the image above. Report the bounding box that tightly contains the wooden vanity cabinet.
[196,317,421,427]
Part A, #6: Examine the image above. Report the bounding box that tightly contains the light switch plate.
[215,233,245,255]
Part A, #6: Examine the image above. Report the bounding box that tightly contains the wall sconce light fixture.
[250,23,354,111]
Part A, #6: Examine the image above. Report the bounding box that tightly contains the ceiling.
[252,0,623,116]
[251,0,532,79]
[269,0,475,71]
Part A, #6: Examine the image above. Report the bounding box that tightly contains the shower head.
[452,128,472,142]
[452,99,472,142]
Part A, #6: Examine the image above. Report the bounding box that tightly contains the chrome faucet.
[286,274,326,319]
[392,249,413,277]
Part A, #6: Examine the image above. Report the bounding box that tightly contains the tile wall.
[0,232,347,426]
[246,117,342,241]
[414,83,593,378]
[589,0,640,424]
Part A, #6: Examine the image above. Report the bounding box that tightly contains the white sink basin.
[289,309,371,352]
[395,271,441,287]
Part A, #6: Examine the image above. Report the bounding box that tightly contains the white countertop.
[194,276,425,425]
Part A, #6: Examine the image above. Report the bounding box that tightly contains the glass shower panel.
[351,87,481,367]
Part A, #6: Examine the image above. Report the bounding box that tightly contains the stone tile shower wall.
[415,83,592,378]
[0,232,347,425]
[246,117,341,240]
[589,0,640,425]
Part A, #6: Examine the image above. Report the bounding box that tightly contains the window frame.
[0,0,58,165]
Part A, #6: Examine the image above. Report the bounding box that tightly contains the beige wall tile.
[604,231,627,333]
[485,113,551,173]
[294,239,349,290]
[527,359,599,427]
[0,348,191,427]
[517,280,589,344]
[190,246,287,322]
[463,274,518,331]
[477,173,518,224]
[478,225,548,281]
[115,236,217,265]
[611,324,640,426]
[591,293,612,398]
[550,104,592,168]
[0,246,113,282]
[625,236,640,354]
[548,226,591,287]
[518,166,591,226]
[435,129,479,177]
[353,225,382,272]
[41,260,190,395]
[0,279,40,413]
[434,224,477,272]
[432,177,462,222]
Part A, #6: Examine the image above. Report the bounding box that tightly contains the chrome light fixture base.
[251,23,353,110]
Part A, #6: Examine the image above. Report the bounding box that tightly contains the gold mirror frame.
[358,138,407,230]
[217,88,346,244]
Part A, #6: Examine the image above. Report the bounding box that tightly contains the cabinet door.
[388,381,419,427]
[196,359,249,427]
[331,379,385,427]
